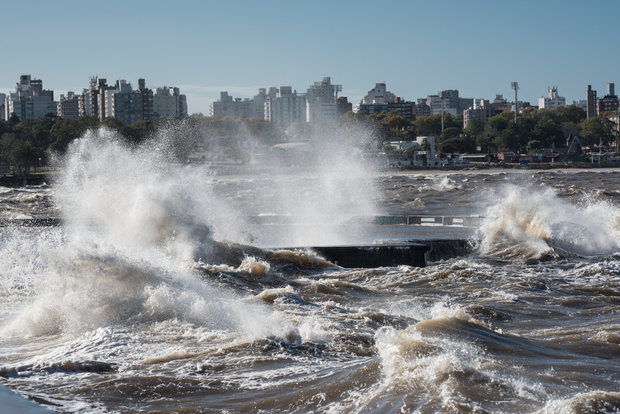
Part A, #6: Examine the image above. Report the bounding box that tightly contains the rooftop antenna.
[511,82,519,123]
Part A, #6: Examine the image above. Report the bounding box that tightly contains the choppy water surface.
[1,130,619,413]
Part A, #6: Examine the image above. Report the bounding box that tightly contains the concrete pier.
[310,243,429,268]
[0,216,477,268]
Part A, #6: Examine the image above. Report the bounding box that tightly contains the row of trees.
[1,104,618,173]
[341,104,618,155]
[0,113,289,173]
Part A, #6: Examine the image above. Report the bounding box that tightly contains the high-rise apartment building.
[6,75,56,120]
[305,77,341,124]
[153,86,187,119]
[251,89,268,119]
[210,92,252,119]
[57,92,80,119]
[81,77,115,120]
[86,77,178,124]
[99,79,158,125]
[137,78,154,121]
[264,86,306,129]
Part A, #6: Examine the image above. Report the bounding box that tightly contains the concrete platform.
[310,243,429,268]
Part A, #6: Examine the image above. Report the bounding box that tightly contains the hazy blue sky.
[2,0,619,114]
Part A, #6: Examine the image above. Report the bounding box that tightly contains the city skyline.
[2,0,619,115]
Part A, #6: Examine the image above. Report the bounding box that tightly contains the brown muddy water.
[1,132,619,413]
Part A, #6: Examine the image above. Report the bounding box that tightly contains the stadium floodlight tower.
[511,81,519,123]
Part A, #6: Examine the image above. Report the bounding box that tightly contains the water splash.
[479,184,620,260]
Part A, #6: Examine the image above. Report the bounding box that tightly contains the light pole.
[511,82,519,123]
[441,98,445,134]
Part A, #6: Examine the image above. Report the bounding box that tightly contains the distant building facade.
[538,86,565,109]
[416,99,431,117]
[153,86,188,119]
[136,78,154,121]
[463,99,489,128]
[103,80,142,125]
[597,83,619,114]
[357,82,415,121]
[210,91,252,119]
[0,93,6,120]
[305,77,341,125]
[572,99,587,112]
[6,75,56,120]
[387,98,416,121]
[491,94,512,115]
[57,91,80,119]
[337,96,353,115]
[251,88,268,119]
[81,77,115,120]
[587,85,597,119]
[361,83,395,105]
[264,86,306,129]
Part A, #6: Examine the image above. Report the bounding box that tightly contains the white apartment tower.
[538,86,565,109]
[153,86,187,119]
[361,83,395,104]
[265,86,306,129]
[305,77,341,125]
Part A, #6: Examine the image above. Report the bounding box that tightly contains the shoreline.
[2,162,619,187]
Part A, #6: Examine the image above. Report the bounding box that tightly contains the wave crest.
[479,185,620,260]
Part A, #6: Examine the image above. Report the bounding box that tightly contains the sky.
[1,0,619,115]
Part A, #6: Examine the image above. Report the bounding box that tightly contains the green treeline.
[1,105,617,174]
[342,105,617,154]
[0,114,287,174]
